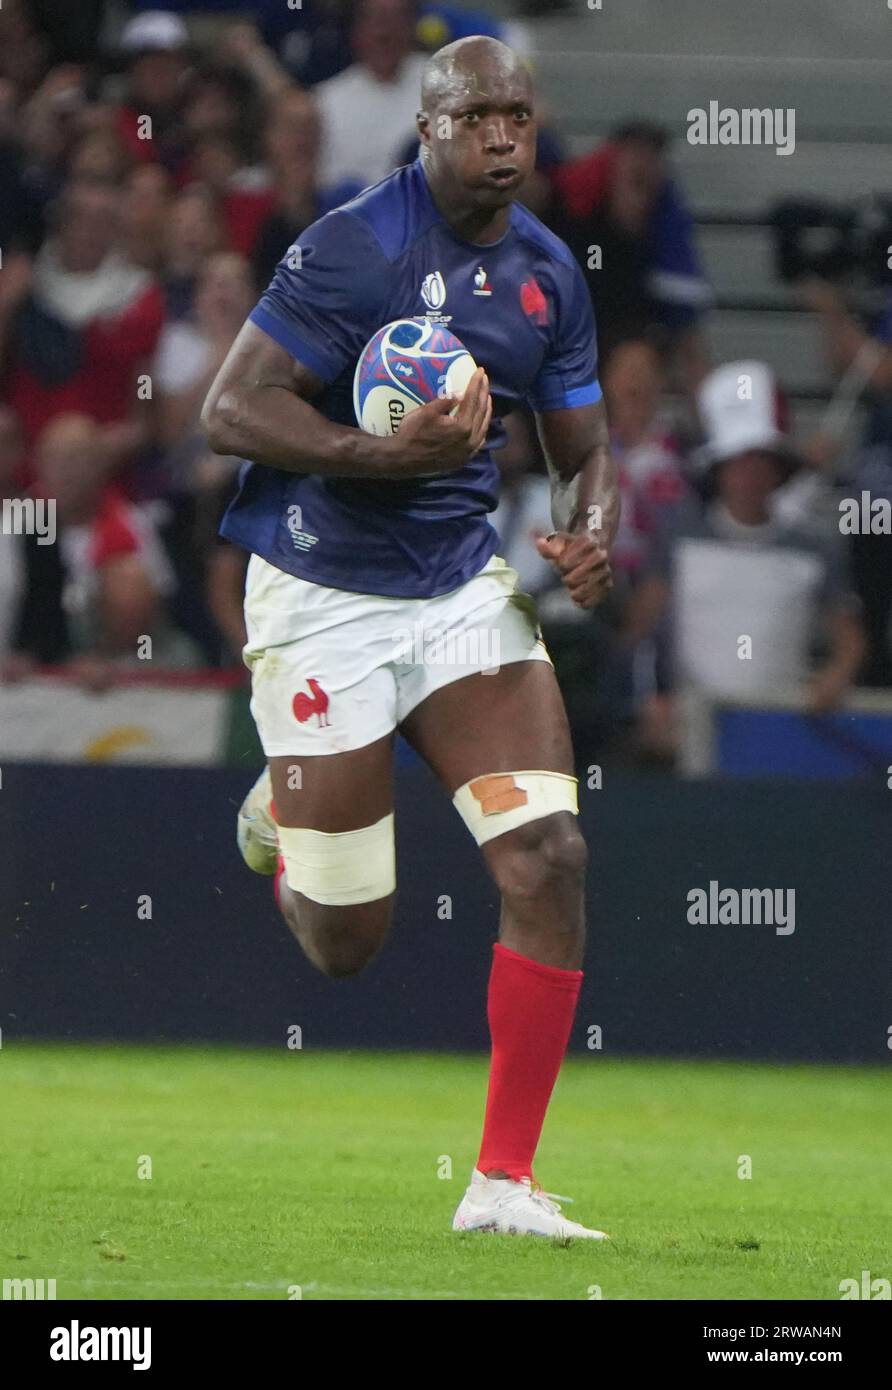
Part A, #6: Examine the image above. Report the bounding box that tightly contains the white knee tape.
[452,771,578,847]
[278,813,395,905]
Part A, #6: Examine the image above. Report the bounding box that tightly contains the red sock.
[477,942,583,1182]
[273,854,286,910]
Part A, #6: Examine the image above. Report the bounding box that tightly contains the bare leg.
[401,661,586,969]
[401,660,587,1182]
[268,734,395,978]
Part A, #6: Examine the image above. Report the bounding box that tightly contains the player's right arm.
[201,322,490,480]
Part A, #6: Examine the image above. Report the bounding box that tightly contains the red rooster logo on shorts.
[292,678,330,726]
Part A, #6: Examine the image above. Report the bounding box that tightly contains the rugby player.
[202,35,619,1240]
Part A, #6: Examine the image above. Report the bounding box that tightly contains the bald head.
[421,36,531,114]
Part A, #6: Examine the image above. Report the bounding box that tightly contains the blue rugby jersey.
[220,158,601,597]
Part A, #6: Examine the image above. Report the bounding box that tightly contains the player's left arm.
[533,397,620,609]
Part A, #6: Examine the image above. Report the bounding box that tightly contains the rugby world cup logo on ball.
[353,317,477,436]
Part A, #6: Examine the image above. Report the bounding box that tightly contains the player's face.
[423,68,537,211]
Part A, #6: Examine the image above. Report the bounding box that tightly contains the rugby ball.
[353,317,477,436]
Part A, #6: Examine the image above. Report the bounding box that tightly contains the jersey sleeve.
[248,211,390,383]
[526,258,602,413]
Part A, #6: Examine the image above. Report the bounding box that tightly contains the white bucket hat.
[120,11,190,55]
[697,360,790,466]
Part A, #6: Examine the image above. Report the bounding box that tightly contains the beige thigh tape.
[278,813,396,905]
[452,771,579,846]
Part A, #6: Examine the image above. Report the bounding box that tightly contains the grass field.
[2,1043,889,1301]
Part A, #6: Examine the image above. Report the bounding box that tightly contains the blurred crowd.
[0,0,890,761]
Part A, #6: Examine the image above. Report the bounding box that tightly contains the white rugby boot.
[452,1169,610,1241]
[236,766,279,875]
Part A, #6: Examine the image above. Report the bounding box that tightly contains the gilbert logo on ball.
[353,318,477,436]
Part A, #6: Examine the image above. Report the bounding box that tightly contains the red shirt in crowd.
[8,283,165,488]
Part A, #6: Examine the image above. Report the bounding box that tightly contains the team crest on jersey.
[520,275,548,325]
[473,265,493,297]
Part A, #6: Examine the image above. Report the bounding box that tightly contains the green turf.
[1,1044,889,1300]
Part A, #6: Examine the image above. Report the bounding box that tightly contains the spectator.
[152,252,255,664]
[2,180,164,489]
[0,250,34,377]
[255,0,522,90]
[214,21,295,104]
[121,162,175,272]
[625,362,864,744]
[68,125,134,184]
[314,0,427,193]
[549,122,712,389]
[0,0,52,104]
[1,403,70,676]
[17,63,91,219]
[181,62,260,148]
[252,88,349,289]
[153,251,255,459]
[32,413,176,668]
[601,340,685,752]
[257,2,356,90]
[162,183,227,320]
[176,57,286,257]
[0,81,44,254]
[799,276,892,685]
[113,10,193,173]
[188,130,278,257]
[604,339,685,585]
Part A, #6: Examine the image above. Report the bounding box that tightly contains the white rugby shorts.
[243,553,552,757]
